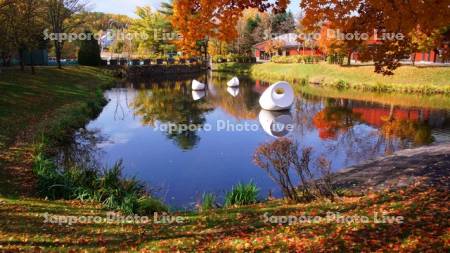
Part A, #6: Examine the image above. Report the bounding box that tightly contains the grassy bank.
[0,66,116,196]
[299,85,450,110]
[251,63,450,94]
[0,184,447,251]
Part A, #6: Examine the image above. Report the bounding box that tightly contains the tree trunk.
[55,41,62,69]
[0,53,5,73]
[30,52,35,75]
[19,49,25,71]
[347,50,352,65]
[388,104,395,121]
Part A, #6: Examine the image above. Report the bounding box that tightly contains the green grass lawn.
[299,85,450,110]
[0,185,447,251]
[251,63,450,94]
[0,66,116,196]
[0,66,115,149]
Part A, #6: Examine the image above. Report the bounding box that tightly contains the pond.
[65,72,450,208]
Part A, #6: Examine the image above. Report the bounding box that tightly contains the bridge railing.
[101,58,206,67]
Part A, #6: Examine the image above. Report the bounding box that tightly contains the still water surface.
[72,73,450,208]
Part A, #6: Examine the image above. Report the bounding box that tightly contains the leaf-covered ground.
[0,185,448,252]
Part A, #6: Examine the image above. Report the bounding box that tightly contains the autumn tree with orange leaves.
[171,0,289,55]
[300,0,450,74]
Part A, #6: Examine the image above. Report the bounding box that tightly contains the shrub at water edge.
[199,192,217,211]
[225,182,259,207]
[33,150,167,215]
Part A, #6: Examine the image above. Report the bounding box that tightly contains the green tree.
[240,15,261,55]
[77,31,101,66]
[271,11,296,35]
[130,6,175,57]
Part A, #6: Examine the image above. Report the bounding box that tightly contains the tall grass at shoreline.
[33,144,167,214]
[225,182,259,207]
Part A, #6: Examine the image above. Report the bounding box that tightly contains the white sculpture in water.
[192,79,206,91]
[258,110,294,137]
[227,87,239,97]
[192,90,206,101]
[227,77,239,87]
[259,81,294,111]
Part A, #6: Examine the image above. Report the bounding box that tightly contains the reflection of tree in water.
[309,98,435,163]
[131,81,213,150]
[312,99,361,140]
[292,93,323,137]
[380,112,433,147]
[209,74,261,119]
[55,129,105,171]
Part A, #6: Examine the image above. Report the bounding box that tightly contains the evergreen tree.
[271,11,296,35]
[240,15,262,55]
[77,31,101,66]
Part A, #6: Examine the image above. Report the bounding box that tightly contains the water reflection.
[259,110,294,137]
[227,87,239,97]
[56,129,105,170]
[78,72,450,207]
[192,90,206,101]
[131,81,213,150]
[312,99,362,140]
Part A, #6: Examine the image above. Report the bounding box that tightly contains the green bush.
[225,54,256,63]
[327,54,345,65]
[226,54,238,62]
[212,55,226,63]
[78,31,101,66]
[225,182,259,207]
[271,55,321,64]
[335,80,350,89]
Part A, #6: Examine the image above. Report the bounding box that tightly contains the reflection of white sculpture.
[192,90,206,101]
[259,81,294,111]
[227,87,239,97]
[227,77,239,87]
[259,110,294,137]
[192,79,206,91]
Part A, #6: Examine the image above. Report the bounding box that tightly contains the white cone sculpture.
[192,79,206,91]
[227,77,239,87]
[227,87,239,97]
[259,81,294,111]
[258,110,294,137]
[192,90,206,101]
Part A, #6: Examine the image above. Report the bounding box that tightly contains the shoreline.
[213,62,450,94]
[333,142,450,192]
[0,66,117,197]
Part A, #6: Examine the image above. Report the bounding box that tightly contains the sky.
[88,0,301,17]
